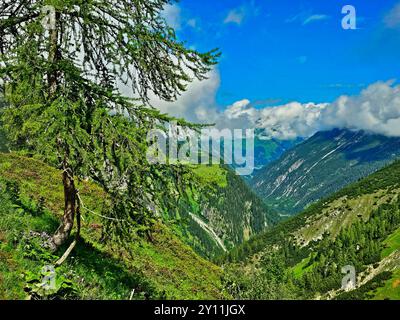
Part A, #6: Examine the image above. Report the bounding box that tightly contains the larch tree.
[0,0,218,260]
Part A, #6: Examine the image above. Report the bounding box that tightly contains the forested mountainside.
[222,160,400,300]
[0,153,230,299]
[179,165,279,259]
[251,128,400,215]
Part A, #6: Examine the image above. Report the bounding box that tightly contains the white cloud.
[303,14,329,25]
[161,4,202,31]
[216,81,400,139]
[215,100,327,140]
[384,3,400,28]
[162,4,182,30]
[148,80,400,140]
[320,81,400,137]
[224,8,246,25]
[224,2,259,25]
[149,68,221,124]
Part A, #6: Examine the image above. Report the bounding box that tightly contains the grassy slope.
[0,153,228,299]
[371,269,400,300]
[382,227,400,258]
[290,254,316,279]
[227,160,400,299]
[192,165,227,188]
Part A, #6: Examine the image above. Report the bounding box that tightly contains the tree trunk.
[52,169,76,247]
[46,10,78,252]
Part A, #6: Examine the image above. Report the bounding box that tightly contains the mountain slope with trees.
[0,153,230,299]
[0,0,220,267]
[251,128,400,215]
[223,160,400,300]
[180,165,279,259]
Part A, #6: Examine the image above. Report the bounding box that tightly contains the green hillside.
[223,159,400,300]
[0,128,278,262]
[0,153,229,299]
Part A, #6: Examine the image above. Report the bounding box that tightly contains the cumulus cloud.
[320,81,400,137]
[213,81,400,139]
[149,68,221,123]
[213,100,327,140]
[384,3,400,28]
[146,79,400,140]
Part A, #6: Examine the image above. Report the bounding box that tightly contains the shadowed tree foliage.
[0,0,219,255]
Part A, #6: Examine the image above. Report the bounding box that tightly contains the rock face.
[251,128,400,215]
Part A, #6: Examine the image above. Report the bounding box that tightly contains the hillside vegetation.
[181,164,279,258]
[0,129,278,261]
[0,153,229,299]
[223,159,400,300]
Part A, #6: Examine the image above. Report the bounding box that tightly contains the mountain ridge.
[251,128,400,214]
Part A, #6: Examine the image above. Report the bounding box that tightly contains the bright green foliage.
[0,153,228,299]
[382,227,400,258]
[0,0,219,242]
[370,269,400,300]
[192,165,228,188]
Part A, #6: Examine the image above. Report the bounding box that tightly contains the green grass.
[290,254,316,279]
[371,269,400,300]
[0,204,154,300]
[0,153,229,300]
[382,227,400,258]
[192,165,227,188]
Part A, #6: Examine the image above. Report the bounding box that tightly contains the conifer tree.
[0,0,218,257]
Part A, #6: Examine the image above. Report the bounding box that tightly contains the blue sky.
[169,0,400,109]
